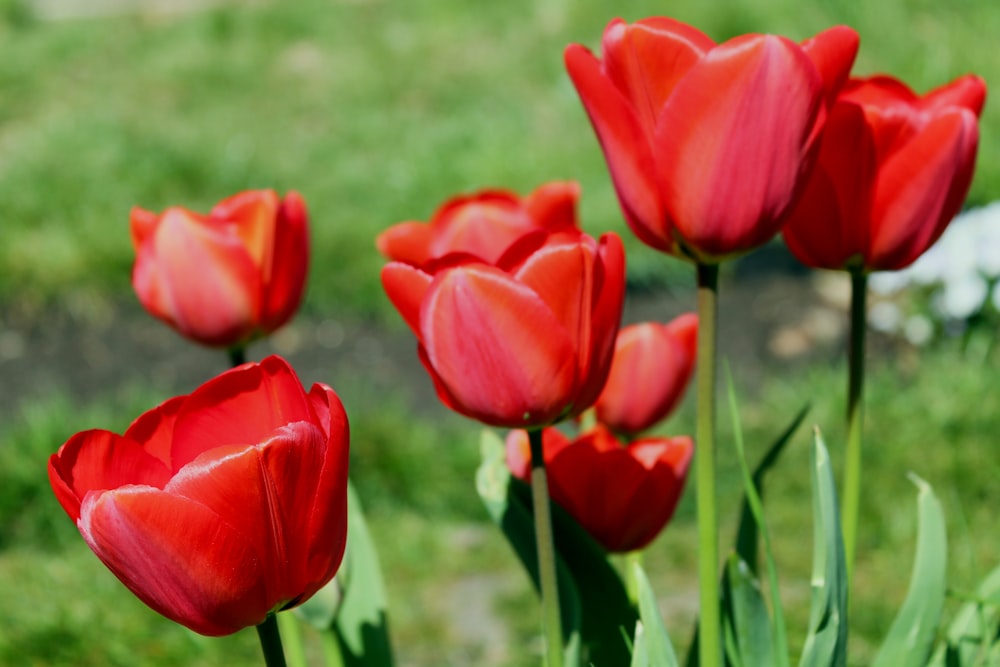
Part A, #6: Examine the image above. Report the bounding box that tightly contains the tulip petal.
[130,207,160,252]
[783,101,878,269]
[381,262,434,337]
[260,191,309,332]
[420,265,577,426]
[170,356,313,470]
[132,208,262,346]
[48,430,172,522]
[565,43,672,251]
[921,74,987,116]
[800,26,859,111]
[655,34,822,259]
[375,221,435,265]
[211,190,280,274]
[79,486,267,636]
[123,395,186,468]
[870,109,980,270]
[601,17,713,138]
[165,421,337,611]
[524,181,582,233]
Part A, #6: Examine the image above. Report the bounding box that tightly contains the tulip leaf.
[722,553,775,667]
[734,402,810,575]
[724,369,791,667]
[927,562,1000,667]
[798,430,848,667]
[297,481,394,666]
[630,560,679,667]
[477,429,637,666]
[630,621,650,667]
[872,473,947,667]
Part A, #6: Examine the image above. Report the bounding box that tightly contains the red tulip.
[782,74,987,272]
[376,181,581,266]
[506,426,693,553]
[48,355,349,637]
[565,18,859,262]
[381,230,625,428]
[131,189,309,348]
[594,314,697,436]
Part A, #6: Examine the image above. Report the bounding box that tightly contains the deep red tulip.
[565,18,859,263]
[381,230,625,428]
[48,355,349,637]
[375,181,581,266]
[594,314,697,436]
[506,426,692,552]
[783,74,987,272]
[131,189,309,348]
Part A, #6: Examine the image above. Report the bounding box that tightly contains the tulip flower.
[131,189,309,349]
[381,229,625,428]
[375,181,581,266]
[565,18,859,262]
[782,74,987,272]
[506,426,693,553]
[48,355,349,637]
[594,314,698,436]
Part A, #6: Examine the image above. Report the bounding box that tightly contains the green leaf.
[798,431,848,667]
[872,474,947,667]
[477,429,637,666]
[734,403,810,575]
[631,560,680,667]
[722,554,775,667]
[631,622,650,667]
[724,368,791,667]
[928,563,1000,667]
[297,481,394,666]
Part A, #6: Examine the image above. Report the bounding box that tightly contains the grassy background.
[1,0,998,665]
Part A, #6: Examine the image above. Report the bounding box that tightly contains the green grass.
[1,0,998,316]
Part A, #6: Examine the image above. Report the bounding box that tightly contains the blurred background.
[1,0,997,664]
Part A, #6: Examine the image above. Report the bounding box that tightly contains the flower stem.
[842,270,867,585]
[623,550,644,606]
[229,345,247,367]
[695,262,721,667]
[528,427,564,667]
[256,613,288,667]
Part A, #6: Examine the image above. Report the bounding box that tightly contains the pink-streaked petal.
[79,486,267,636]
[49,430,172,522]
[601,17,713,138]
[565,43,672,252]
[132,207,261,346]
[211,190,280,273]
[655,34,823,259]
[504,427,572,481]
[165,422,336,611]
[381,262,434,337]
[170,356,312,471]
[870,109,980,270]
[420,265,577,427]
[427,191,536,264]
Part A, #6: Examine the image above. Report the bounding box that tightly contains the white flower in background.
[933,272,989,320]
[903,315,934,346]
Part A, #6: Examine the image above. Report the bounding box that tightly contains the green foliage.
[632,561,680,667]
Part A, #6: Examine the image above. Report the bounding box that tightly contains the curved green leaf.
[722,554,775,667]
[631,560,679,667]
[872,474,947,667]
[928,563,1000,667]
[798,431,848,667]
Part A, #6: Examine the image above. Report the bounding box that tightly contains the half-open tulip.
[565,18,859,262]
[375,181,581,266]
[782,74,987,272]
[131,189,309,348]
[506,426,692,552]
[381,229,625,428]
[48,355,349,637]
[594,314,697,436]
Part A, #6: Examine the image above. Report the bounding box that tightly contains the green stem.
[529,427,564,667]
[276,613,306,667]
[623,550,644,607]
[842,270,867,586]
[229,345,247,367]
[320,631,347,667]
[695,262,721,667]
[255,614,288,667]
